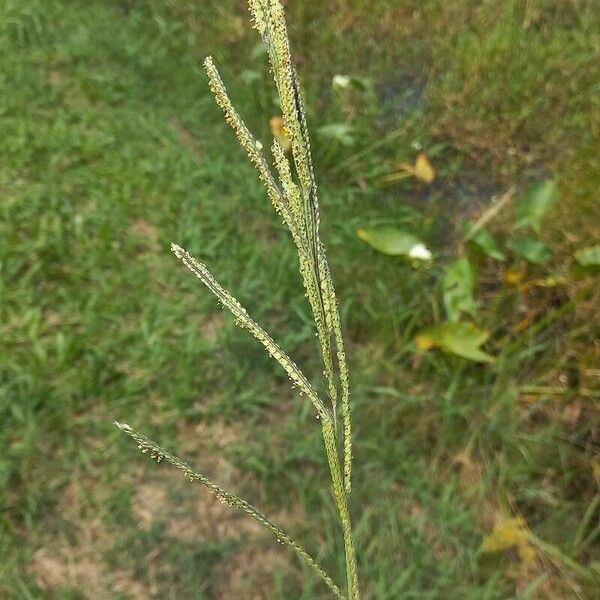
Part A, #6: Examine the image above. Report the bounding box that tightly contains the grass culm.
[116,1,360,597]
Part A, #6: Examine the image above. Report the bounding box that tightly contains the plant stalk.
[322,419,360,599]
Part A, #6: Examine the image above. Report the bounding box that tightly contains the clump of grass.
[116,1,359,597]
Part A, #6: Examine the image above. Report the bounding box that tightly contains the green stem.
[570,494,600,558]
[322,419,360,599]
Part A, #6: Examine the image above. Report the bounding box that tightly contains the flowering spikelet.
[253,0,353,493]
[203,56,306,257]
[204,7,353,494]
[115,421,344,599]
[262,1,320,249]
[247,0,267,37]
[171,243,329,421]
[321,258,352,492]
[271,139,303,231]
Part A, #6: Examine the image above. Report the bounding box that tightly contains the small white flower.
[409,243,432,261]
[332,74,351,89]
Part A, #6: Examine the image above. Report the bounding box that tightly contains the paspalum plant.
[115,1,359,597]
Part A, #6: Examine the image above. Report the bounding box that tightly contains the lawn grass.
[1,0,599,598]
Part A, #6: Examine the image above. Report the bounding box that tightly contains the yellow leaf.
[415,334,434,351]
[269,116,285,136]
[414,153,435,183]
[517,543,536,563]
[414,322,494,363]
[520,275,567,292]
[481,517,528,553]
[269,116,291,152]
[482,516,537,572]
[503,269,524,286]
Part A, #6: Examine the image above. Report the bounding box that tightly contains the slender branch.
[320,258,353,494]
[115,422,346,599]
[171,243,330,422]
[322,420,360,599]
[203,56,307,257]
[463,187,515,242]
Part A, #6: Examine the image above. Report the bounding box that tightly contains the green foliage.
[415,322,494,363]
[574,245,600,267]
[442,257,477,322]
[430,2,600,154]
[508,236,553,265]
[462,223,506,261]
[318,123,356,147]
[514,180,559,234]
[356,227,431,261]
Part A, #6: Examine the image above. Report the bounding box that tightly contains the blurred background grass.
[1,0,599,598]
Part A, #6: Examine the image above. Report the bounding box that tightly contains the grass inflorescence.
[116,1,359,597]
